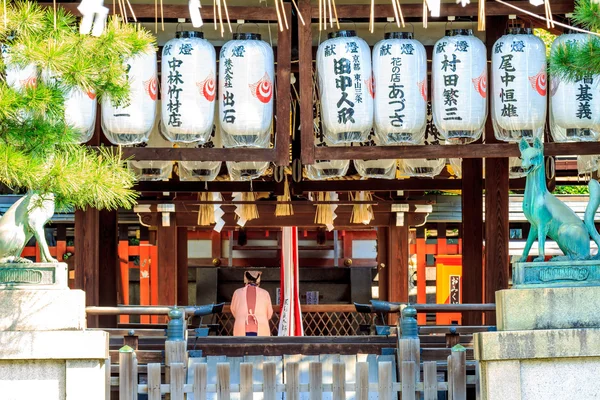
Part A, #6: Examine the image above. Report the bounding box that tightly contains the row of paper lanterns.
[316,28,600,149]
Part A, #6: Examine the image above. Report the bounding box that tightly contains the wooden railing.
[114,339,476,400]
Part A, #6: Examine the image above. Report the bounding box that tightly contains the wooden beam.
[292,178,462,192]
[49,3,278,21]
[74,208,100,328]
[308,1,573,18]
[158,225,178,308]
[461,159,483,326]
[134,180,285,194]
[312,141,600,160]
[275,4,292,166]
[177,227,189,306]
[98,210,119,328]
[120,147,276,162]
[299,0,315,165]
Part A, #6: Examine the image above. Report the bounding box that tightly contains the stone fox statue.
[0,192,57,263]
[520,138,600,262]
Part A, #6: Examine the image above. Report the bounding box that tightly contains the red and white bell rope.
[278,226,303,337]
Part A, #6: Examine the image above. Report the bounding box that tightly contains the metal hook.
[236,21,261,34]
[292,159,303,183]
[274,166,285,183]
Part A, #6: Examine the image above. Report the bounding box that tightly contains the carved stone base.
[0,262,67,289]
[475,328,600,400]
[496,287,600,331]
[512,260,600,288]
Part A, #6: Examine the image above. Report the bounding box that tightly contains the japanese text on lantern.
[576,76,593,120]
[495,41,518,120]
[329,41,358,125]
[389,57,405,128]
[438,40,463,122]
[222,53,235,124]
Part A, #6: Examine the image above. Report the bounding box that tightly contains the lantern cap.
[385,32,413,39]
[233,33,261,40]
[176,31,204,39]
[505,27,533,35]
[445,29,473,37]
[328,30,357,39]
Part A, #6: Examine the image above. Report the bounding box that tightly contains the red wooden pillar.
[415,227,427,324]
[56,225,67,263]
[118,225,130,324]
[139,227,151,324]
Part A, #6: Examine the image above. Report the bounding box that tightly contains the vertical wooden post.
[75,208,100,328]
[98,209,118,328]
[286,362,300,400]
[165,341,187,400]
[299,0,315,165]
[388,225,409,324]
[376,227,389,302]
[217,363,231,400]
[56,225,67,262]
[355,362,369,400]
[377,362,392,400]
[401,361,416,400]
[158,224,178,308]
[309,361,322,400]
[177,227,188,306]
[240,363,254,400]
[275,3,292,166]
[450,346,466,400]
[170,363,185,400]
[147,363,162,400]
[415,227,426,324]
[139,227,151,323]
[332,362,345,400]
[462,158,484,326]
[484,16,510,325]
[263,362,277,400]
[193,363,208,400]
[119,346,135,400]
[118,224,130,324]
[423,361,438,400]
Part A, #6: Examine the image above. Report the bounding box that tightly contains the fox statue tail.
[585,179,600,256]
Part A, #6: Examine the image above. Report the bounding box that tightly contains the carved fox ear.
[519,138,530,153]
[533,137,543,150]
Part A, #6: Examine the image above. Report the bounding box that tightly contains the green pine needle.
[0,1,154,211]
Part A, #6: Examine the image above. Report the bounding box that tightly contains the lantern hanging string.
[281,0,289,30]
[125,0,137,22]
[327,0,332,28]
[154,0,157,31]
[495,0,599,36]
[369,0,375,33]
[544,0,554,29]
[160,0,164,30]
[292,0,306,26]
[222,0,232,32]
[422,1,428,28]
[274,0,284,31]
[216,0,223,36]
[478,0,485,30]
[213,0,217,30]
[331,0,340,28]
[3,0,6,29]
[394,0,405,28]
[318,0,322,30]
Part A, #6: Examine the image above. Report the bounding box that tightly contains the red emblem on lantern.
[365,74,375,98]
[472,70,487,99]
[528,66,547,96]
[144,77,158,100]
[417,78,427,102]
[197,73,216,102]
[20,76,37,89]
[86,91,97,100]
[249,72,273,104]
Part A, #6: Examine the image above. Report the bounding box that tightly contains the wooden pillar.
[158,225,178,307]
[177,227,188,306]
[376,227,389,302]
[98,210,118,327]
[461,158,484,325]
[74,208,100,328]
[415,227,426,324]
[388,225,409,305]
[484,16,510,324]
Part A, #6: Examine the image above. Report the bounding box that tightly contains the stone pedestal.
[0,263,108,400]
[475,285,600,399]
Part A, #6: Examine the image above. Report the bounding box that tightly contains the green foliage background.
[0,2,156,210]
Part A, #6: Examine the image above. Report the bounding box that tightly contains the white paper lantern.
[305,129,350,180]
[128,106,173,181]
[432,29,487,144]
[353,133,397,179]
[219,33,274,149]
[448,158,462,178]
[227,161,269,181]
[492,28,546,142]
[400,158,445,177]
[373,32,427,145]
[1,41,37,90]
[102,49,157,145]
[509,157,528,179]
[65,87,97,143]
[41,68,97,144]
[177,130,222,182]
[317,30,373,144]
[550,33,600,142]
[161,31,216,144]
[577,155,599,175]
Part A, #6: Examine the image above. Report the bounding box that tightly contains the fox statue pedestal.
[474,284,600,400]
[0,262,108,400]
